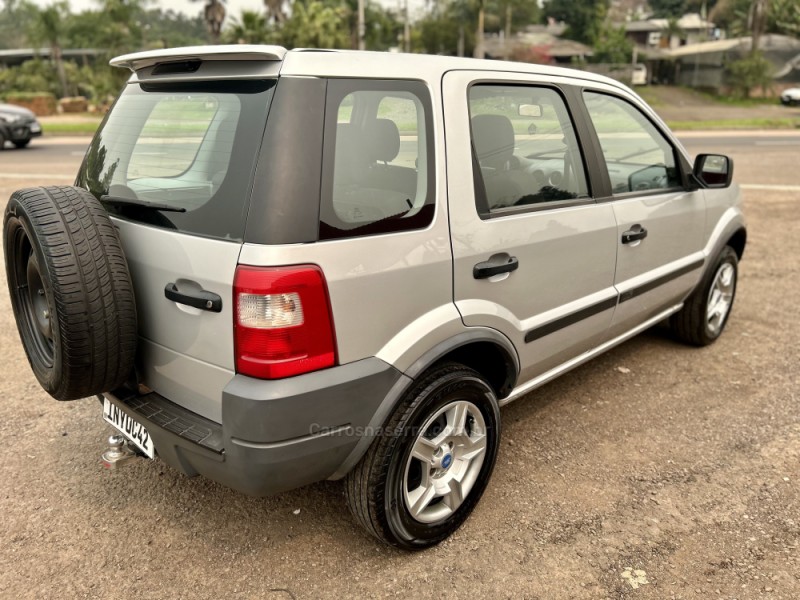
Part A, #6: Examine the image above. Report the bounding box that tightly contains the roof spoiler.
[110,45,288,72]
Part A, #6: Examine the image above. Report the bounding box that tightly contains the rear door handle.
[621,225,648,244]
[165,282,222,312]
[473,254,519,279]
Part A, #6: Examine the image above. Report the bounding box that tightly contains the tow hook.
[101,434,137,469]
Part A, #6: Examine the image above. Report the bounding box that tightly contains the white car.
[780,87,800,106]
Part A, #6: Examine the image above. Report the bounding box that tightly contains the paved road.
[1,132,799,599]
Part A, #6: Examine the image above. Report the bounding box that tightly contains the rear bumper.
[104,357,405,496]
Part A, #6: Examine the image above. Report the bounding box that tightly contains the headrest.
[471,114,515,166]
[369,118,401,163]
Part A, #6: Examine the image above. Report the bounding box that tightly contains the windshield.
[77,79,275,241]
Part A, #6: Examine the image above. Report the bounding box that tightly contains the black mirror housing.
[693,154,733,188]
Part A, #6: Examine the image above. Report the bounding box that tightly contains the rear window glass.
[77,80,275,241]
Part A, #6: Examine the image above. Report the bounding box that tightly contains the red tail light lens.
[234,265,336,379]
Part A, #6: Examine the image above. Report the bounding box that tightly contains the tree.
[725,52,773,97]
[279,0,351,49]
[592,23,632,63]
[541,0,606,45]
[264,0,287,25]
[192,0,226,44]
[27,2,70,98]
[0,0,37,50]
[648,0,686,19]
[769,0,800,35]
[223,10,271,44]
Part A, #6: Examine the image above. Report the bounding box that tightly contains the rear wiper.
[100,195,187,213]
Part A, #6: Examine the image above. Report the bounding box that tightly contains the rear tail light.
[234,265,336,379]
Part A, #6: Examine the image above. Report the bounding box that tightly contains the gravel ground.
[0,140,798,599]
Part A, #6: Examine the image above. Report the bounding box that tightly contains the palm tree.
[193,0,226,44]
[264,0,287,25]
[224,10,270,44]
[28,2,69,98]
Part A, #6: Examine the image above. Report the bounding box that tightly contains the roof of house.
[666,34,800,58]
[482,31,594,59]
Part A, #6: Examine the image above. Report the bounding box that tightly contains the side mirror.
[693,154,733,188]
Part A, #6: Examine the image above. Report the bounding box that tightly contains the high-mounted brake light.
[234,265,336,379]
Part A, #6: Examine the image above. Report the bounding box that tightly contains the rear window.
[77,80,275,241]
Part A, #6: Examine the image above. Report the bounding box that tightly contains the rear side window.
[583,91,681,195]
[77,80,275,241]
[320,79,435,240]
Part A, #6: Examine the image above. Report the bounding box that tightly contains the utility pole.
[474,0,485,58]
[750,0,769,55]
[358,0,365,50]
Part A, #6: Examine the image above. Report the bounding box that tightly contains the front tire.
[345,363,501,549]
[13,139,30,149]
[670,245,738,346]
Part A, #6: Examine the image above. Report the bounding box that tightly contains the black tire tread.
[4,185,137,400]
[344,363,489,547]
[670,246,737,347]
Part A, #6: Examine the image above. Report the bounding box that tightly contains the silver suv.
[3,46,745,549]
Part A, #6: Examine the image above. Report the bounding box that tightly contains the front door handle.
[621,225,648,244]
[165,282,222,312]
[473,254,519,279]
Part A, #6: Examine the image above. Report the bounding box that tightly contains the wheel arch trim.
[329,328,518,479]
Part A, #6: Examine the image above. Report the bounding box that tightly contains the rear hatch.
[76,65,277,422]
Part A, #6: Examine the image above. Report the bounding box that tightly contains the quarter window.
[320,80,434,240]
[583,92,681,195]
[468,85,589,214]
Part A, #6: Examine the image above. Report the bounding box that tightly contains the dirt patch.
[0,143,799,599]
[641,85,800,124]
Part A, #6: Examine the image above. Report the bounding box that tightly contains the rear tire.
[670,246,738,346]
[345,363,501,549]
[3,186,138,400]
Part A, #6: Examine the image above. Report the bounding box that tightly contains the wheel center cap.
[441,453,453,470]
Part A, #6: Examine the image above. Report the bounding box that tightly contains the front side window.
[320,80,434,240]
[468,84,589,214]
[583,91,681,195]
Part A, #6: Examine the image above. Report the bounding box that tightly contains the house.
[482,25,593,65]
[666,34,800,90]
[0,48,103,70]
[623,13,717,51]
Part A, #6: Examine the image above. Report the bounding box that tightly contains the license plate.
[29,123,41,133]
[102,397,155,458]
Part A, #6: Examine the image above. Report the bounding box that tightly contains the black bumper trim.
[110,388,224,454]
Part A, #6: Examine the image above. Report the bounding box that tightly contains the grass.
[634,86,663,107]
[666,117,800,130]
[42,121,101,136]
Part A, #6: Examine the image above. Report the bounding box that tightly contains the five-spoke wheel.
[345,363,501,549]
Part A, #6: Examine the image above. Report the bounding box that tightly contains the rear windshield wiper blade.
[100,195,187,213]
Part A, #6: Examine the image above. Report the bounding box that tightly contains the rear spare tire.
[3,186,137,400]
